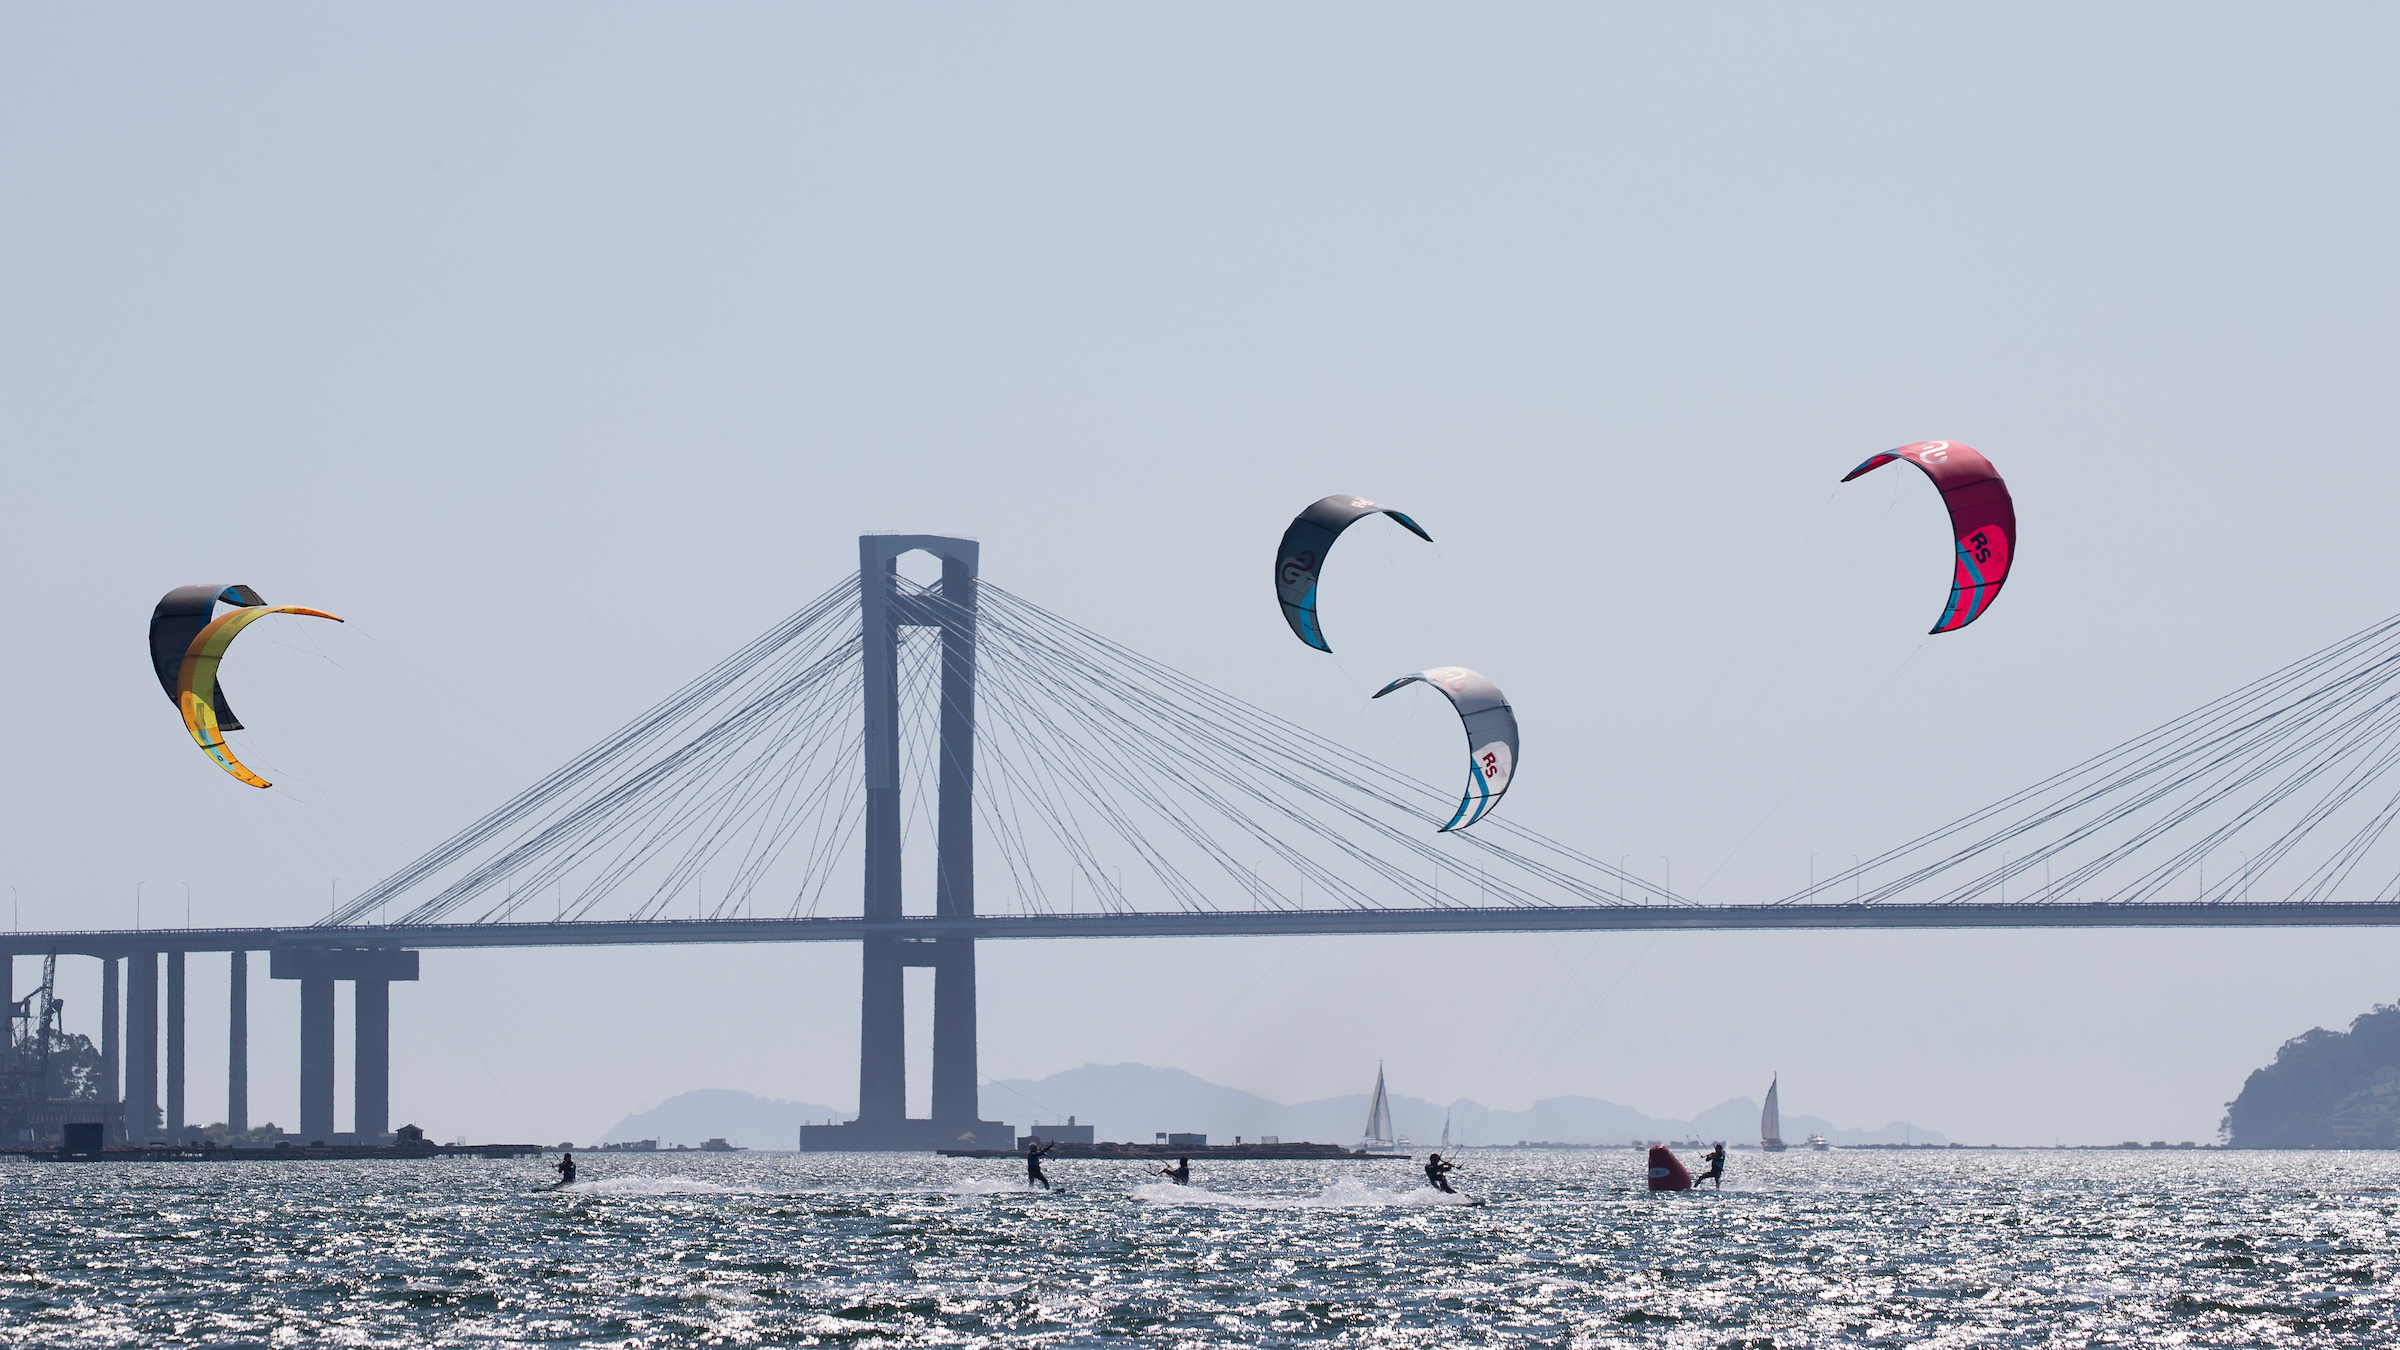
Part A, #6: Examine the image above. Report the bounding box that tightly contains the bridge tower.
[802,535,1012,1151]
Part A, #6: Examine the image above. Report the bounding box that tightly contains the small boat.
[1359,1063,1398,1152]
[1807,1134,1830,1151]
[1760,1075,1789,1152]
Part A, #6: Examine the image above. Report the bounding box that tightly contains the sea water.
[2,1148,2395,1345]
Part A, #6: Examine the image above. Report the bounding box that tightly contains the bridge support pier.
[127,951,157,1142]
[855,936,906,1125]
[167,951,185,1140]
[354,979,389,1141]
[931,938,979,1125]
[228,951,248,1135]
[803,535,1010,1152]
[274,948,417,1144]
[299,976,334,1141]
[100,957,119,1140]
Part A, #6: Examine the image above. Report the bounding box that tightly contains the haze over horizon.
[593,1069,1953,1152]
[5,4,2397,1149]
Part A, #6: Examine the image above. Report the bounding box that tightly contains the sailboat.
[1439,1112,1451,1150]
[1359,1063,1398,1152]
[1760,1074,1789,1152]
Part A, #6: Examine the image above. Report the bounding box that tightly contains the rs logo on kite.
[1839,441,2017,634]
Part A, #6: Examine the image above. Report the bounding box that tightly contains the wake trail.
[557,1176,748,1197]
[1130,1177,1478,1210]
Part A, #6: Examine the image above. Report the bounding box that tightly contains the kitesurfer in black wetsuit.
[1026,1138,1059,1190]
[1158,1157,1191,1185]
[1697,1143,1726,1189]
[1424,1153,1458,1194]
[555,1151,577,1187]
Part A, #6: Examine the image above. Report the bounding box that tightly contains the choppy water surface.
[4,1148,2398,1345]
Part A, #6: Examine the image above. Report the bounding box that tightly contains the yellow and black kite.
[148,584,342,787]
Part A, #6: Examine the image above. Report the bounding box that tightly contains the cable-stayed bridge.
[14,534,2400,1148]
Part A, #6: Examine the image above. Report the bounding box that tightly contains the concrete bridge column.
[354,979,388,1141]
[299,976,334,1141]
[272,948,417,1143]
[99,957,119,1139]
[856,937,906,1123]
[0,954,11,1080]
[167,951,185,1139]
[931,551,980,1129]
[227,951,248,1135]
[855,534,910,1126]
[127,951,158,1142]
[931,938,978,1124]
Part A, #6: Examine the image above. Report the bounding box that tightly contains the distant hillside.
[595,1089,847,1149]
[982,1063,1942,1146]
[1451,1095,1942,1148]
[2224,1002,2400,1148]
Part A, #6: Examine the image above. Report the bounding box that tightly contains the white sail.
[1361,1063,1396,1148]
[1440,1112,1451,1149]
[1761,1075,1786,1150]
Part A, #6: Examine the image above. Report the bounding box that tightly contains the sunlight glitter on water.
[2,1149,2396,1346]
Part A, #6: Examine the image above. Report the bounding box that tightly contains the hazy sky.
[4,3,2396,1147]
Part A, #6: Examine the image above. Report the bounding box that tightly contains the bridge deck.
[10,901,2400,955]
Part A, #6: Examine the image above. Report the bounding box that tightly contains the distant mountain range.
[597,1066,1942,1150]
[596,1088,846,1149]
[984,1062,1945,1147]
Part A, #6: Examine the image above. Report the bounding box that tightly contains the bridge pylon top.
[861,534,978,576]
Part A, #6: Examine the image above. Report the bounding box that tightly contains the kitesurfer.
[1026,1138,1059,1191]
[1696,1143,1726,1189]
[1158,1157,1191,1185]
[1424,1153,1459,1194]
[555,1150,577,1187]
